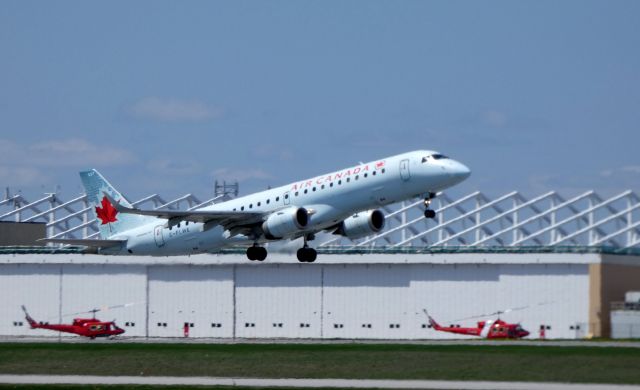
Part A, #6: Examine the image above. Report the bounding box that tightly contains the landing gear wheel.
[255,246,267,261]
[296,248,306,262]
[247,246,267,261]
[424,209,436,219]
[246,247,256,261]
[297,247,317,263]
[307,248,318,263]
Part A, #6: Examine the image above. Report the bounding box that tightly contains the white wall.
[148,265,234,338]
[611,311,640,338]
[323,264,412,339]
[236,264,322,338]
[61,264,147,337]
[0,259,591,340]
[0,264,61,336]
[410,264,589,339]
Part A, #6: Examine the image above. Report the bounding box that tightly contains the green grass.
[0,386,354,390]
[1,343,639,384]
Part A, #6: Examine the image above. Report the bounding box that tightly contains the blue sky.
[1,1,639,202]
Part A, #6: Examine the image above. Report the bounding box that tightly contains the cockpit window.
[422,154,450,163]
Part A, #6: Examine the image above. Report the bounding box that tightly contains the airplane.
[42,150,470,262]
[423,309,530,339]
[21,305,125,339]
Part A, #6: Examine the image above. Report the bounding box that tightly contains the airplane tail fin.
[21,305,37,328]
[80,169,157,238]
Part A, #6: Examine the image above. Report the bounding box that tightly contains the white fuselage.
[107,150,470,255]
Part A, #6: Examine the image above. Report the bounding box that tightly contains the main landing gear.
[246,245,267,261]
[424,192,437,219]
[297,246,317,263]
[297,234,317,263]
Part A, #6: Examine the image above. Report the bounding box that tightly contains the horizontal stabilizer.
[38,238,125,248]
[102,192,264,225]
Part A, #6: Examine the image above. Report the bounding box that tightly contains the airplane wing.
[38,238,126,248]
[103,192,265,229]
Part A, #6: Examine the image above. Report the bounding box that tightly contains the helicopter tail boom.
[423,309,443,330]
[21,305,38,328]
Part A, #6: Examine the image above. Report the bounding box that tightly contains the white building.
[611,291,640,338]
[2,249,639,339]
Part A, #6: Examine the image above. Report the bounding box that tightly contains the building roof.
[1,246,639,266]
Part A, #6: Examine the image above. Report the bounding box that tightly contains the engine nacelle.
[262,207,309,239]
[336,209,385,240]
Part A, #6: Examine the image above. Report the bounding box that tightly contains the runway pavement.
[1,375,640,389]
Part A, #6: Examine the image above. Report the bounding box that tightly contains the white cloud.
[482,110,508,127]
[147,159,202,175]
[0,138,135,168]
[253,144,294,161]
[28,138,135,167]
[127,97,224,122]
[0,165,46,187]
[527,165,640,196]
[600,165,640,177]
[212,167,273,182]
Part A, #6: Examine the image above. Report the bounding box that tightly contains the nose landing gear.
[424,192,437,219]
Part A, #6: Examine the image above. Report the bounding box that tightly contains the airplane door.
[154,225,165,247]
[400,159,410,181]
[283,191,290,205]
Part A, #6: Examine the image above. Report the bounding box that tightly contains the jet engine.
[262,207,309,239]
[335,209,385,240]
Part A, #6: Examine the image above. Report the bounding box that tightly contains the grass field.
[0,387,330,390]
[1,387,347,390]
[1,343,640,384]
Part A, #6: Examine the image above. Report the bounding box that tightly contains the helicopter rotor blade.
[452,301,555,322]
[453,311,502,322]
[100,302,140,312]
[45,308,98,321]
[52,302,142,320]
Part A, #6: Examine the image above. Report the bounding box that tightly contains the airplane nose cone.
[450,161,471,182]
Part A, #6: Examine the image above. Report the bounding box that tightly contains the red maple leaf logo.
[95,196,118,225]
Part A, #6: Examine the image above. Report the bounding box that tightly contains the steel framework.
[2,189,639,249]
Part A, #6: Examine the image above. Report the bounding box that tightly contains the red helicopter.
[423,308,531,339]
[22,305,126,339]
